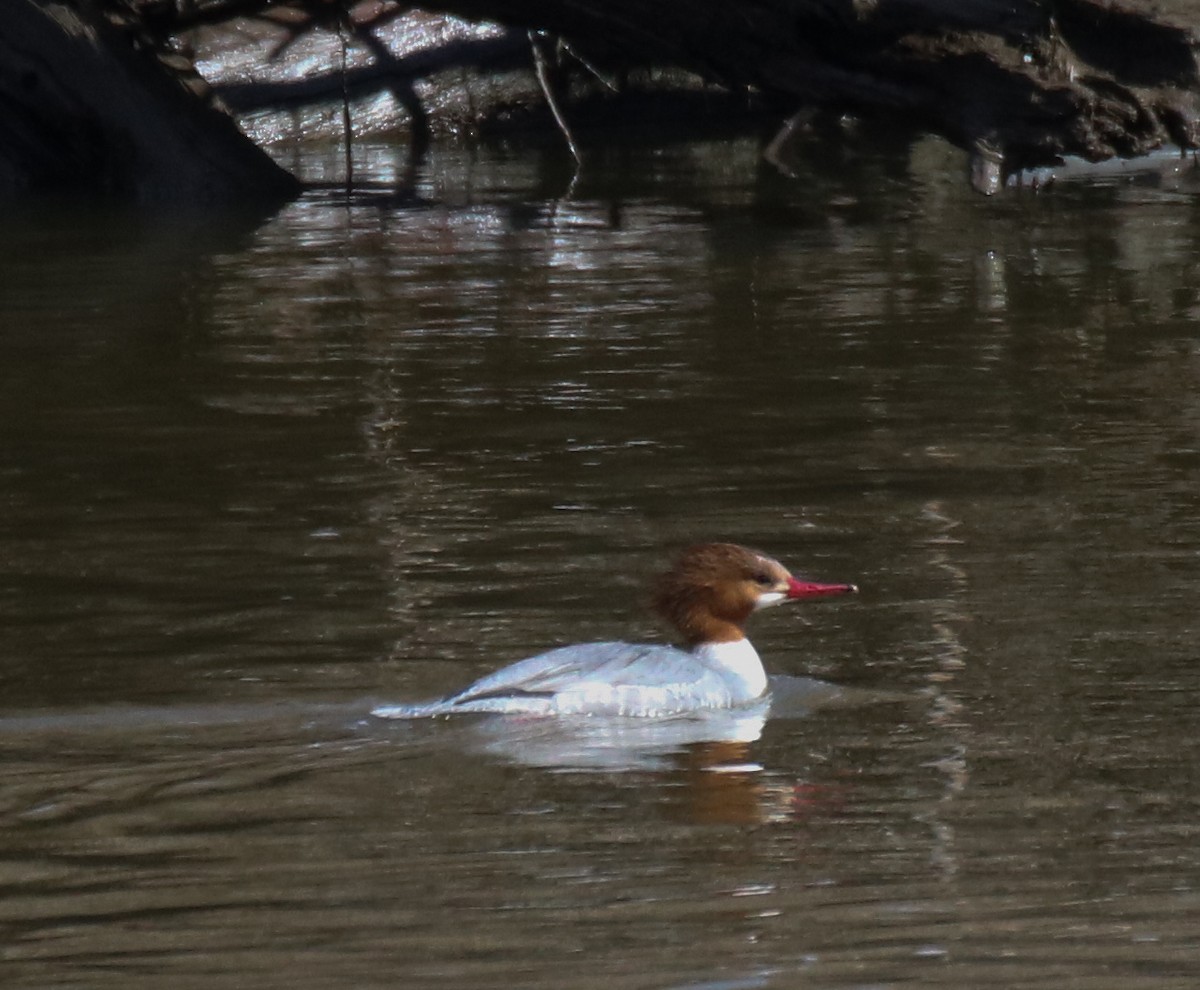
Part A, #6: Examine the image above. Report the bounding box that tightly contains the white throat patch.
[753,591,786,610]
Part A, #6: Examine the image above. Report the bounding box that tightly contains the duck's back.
[374,641,753,718]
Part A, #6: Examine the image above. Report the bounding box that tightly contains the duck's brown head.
[650,542,857,647]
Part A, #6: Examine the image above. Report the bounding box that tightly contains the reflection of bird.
[374,543,856,718]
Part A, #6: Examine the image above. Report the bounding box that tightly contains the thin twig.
[557,39,618,92]
[529,30,583,168]
[338,19,354,194]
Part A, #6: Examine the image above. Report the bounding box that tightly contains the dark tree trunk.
[0,0,298,204]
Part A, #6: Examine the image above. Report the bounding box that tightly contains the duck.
[371,542,856,718]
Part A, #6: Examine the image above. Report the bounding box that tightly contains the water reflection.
[378,676,912,831]
[460,702,770,773]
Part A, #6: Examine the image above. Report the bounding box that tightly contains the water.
[2,135,1199,988]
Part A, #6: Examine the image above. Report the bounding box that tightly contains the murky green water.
[2,136,1199,988]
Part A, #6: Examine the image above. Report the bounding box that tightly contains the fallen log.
[418,0,1200,191]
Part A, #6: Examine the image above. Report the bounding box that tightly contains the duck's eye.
[752,572,774,587]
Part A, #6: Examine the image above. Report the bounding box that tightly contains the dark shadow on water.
[0,699,375,739]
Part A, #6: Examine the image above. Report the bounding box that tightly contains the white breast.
[692,638,768,701]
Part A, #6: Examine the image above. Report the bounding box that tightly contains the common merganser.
[372,543,856,719]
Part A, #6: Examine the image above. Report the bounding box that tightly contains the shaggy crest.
[651,543,790,646]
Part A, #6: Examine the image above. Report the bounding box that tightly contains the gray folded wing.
[446,642,700,704]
